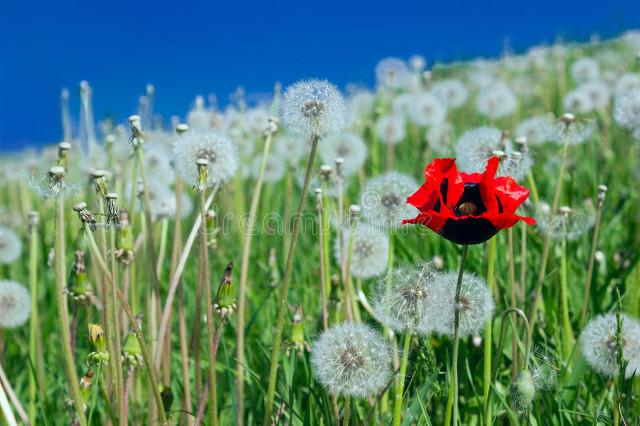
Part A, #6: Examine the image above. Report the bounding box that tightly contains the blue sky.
[0,0,638,151]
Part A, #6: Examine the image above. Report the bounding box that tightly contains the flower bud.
[510,369,536,413]
[214,262,236,320]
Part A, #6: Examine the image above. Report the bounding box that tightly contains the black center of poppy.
[432,179,505,245]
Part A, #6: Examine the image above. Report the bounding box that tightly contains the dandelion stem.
[483,237,496,424]
[236,130,274,424]
[559,229,575,368]
[580,196,604,327]
[508,228,519,377]
[529,133,571,334]
[316,190,330,330]
[54,195,87,426]
[445,244,469,426]
[83,228,168,425]
[263,134,319,425]
[393,330,412,426]
[28,213,44,424]
[155,185,219,368]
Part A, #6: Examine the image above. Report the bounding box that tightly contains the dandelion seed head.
[535,200,596,241]
[571,57,600,83]
[320,132,367,177]
[375,113,406,145]
[516,115,554,146]
[280,80,346,138]
[409,92,447,126]
[613,90,640,139]
[580,313,640,378]
[375,58,411,89]
[173,129,239,187]
[360,172,418,230]
[251,153,286,183]
[476,82,517,119]
[0,280,30,328]
[311,322,392,398]
[550,115,595,145]
[614,73,640,97]
[273,133,307,166]
[187,95,212,130]
[427,121,455,156]
[0,227,21,264]
[510,370,536,413]
[373,262,439,332]
[335,222,389,280]
[432,79,469,109]
[428,272,495,337]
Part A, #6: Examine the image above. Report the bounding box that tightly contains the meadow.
[0,30,639,425]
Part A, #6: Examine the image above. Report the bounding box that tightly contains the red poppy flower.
[403,156,535,245]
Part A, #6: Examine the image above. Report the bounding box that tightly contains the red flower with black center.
[403,156,535,245]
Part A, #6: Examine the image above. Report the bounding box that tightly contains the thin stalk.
[28,215,44,423]
[580,201,603,326]
[194,324,225,426]
[381,229,396,414]
[123,369,134,424]
[155,185,219,368]
[156,217,169,280]
[559,231,574,365]
[54,195,87,426]
[342,226,354,321]
[0,361,28,425]
[84,229,168,424]
[199,189,218,426]
[263,135,319,425]
[236,130,274,425]
[317,191,330,330]
[109,224,126,426]
[178,287,193,426]
[342,397,351,426]
[444,244,469,426]
[519,221,527,305]
[393,330,412,426]
[508,228,518,378]
[529,134,571,334]
[0,377,18,426]
[483,237,497,424]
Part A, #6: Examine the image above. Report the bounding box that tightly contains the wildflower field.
[1,30,640,426]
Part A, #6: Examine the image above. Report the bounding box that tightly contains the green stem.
[529,135,570,334]
[445,244,469,426]
[54,196,87,426]
[110,224,126,426]
[580,203,603,327]
[263,135,319,425]
[28,216,43,423]
[393,330,412,426]
[199,190,218,426]
[84,229,168,424]
[483,237,496,424]
[236,131,274,425]
[559,232,574,365]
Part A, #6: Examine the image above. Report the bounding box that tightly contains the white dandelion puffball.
[614,73,640,97]
[375,57,411,89]
[535,201,596,241]
[579,81,610,111]
[173,129,239,187]
[614,90,640,139]
[516,115,554,146]
[319,132,367,177]
[580,313,640,378]
[347,90,375,122]
[476,82,517,120]
[143,142,174,186]
[336,223,389,280]
[273,133,307,166]
[280,79,346,138]
[409,92,447,126]
[360,172,418,230]
[0,280,31,328]
[427,121,455,156]
[375,113,406,145]
[251,153,286,183]
[550,117,595,146]
[0,227,22,264]
[455,127,502,173]
[187,95,212,130]
[563,88,595,114]
[570,57,600,83]
[432,79,469,109]
[428,272,495,337]
[392,92,414,117]
[311,322,392,398]
[373,262,440,332]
